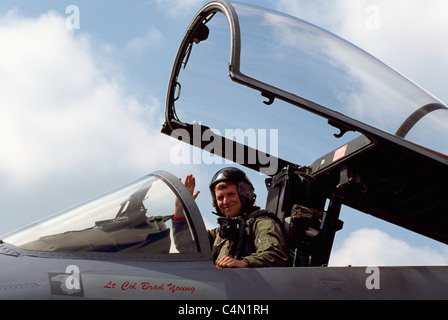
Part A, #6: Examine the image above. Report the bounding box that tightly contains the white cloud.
[148,0,206,17]
[124,27,164,55]
[0,9,175,186]
[329,228,448,266]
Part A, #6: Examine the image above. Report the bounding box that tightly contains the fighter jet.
[1,1,447,301]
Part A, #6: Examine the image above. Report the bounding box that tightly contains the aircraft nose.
[0,248,49,299]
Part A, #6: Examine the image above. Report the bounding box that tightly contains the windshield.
[165,1,447,169]
[3,173,199,254]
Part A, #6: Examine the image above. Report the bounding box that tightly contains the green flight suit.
[174,207,289,267]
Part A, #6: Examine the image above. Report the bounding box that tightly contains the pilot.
[173,167,288,268]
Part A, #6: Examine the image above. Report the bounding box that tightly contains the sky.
[0,0,447,266]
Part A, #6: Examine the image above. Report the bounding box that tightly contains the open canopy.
[162,1,448,244]
[163,1,447,169]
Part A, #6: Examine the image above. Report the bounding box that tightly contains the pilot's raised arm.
[171,174,199,253]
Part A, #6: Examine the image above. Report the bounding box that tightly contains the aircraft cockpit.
[161,0,448,265]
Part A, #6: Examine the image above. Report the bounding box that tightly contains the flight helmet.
[209,167,256,216]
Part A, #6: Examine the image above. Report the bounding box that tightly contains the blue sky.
[0,0,447,265]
